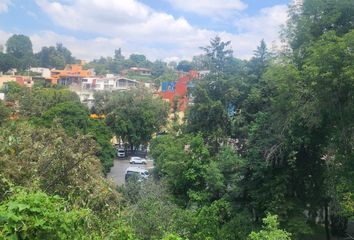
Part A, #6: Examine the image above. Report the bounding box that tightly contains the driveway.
[107,158,154,186]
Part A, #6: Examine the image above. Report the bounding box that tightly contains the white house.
[30,68,51,79]
[81,76,139,91]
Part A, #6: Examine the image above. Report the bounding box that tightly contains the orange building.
[51,63,93,85]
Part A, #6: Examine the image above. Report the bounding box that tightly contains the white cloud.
[0,30,11,51]
[235,5,288,35]
[30,31,125,60]
[0,0,11,13]
[166,0,247,16]
[34,0,216,60]
[232,5,289,58]
[0,0,289,61]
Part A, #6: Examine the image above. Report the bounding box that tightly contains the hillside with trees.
[0,0,353,239]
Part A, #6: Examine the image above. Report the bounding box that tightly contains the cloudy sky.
[0,0,290,61]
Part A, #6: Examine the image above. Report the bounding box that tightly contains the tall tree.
[6,34,33,59]
[248,39,270,81]
[0,52,17,73]
[6,34,34,70]
[200,36,233,75]
[176,60,193,72]
[285,0,354,64]
[104,88,168,149]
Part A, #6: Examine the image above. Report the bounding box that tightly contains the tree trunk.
[325,202,331,240]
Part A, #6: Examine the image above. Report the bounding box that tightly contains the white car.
[129,156,147,164]
[117,148,125,158]
[125,167,149,182]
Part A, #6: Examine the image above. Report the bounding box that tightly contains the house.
[159,70,199,113]
[115,77,140,90]
[81,76,139,91]
[0,75,33,89]
[51,63,93,85]
[77,76,140,107]
[30,67,51,79]
[129,67,151,76]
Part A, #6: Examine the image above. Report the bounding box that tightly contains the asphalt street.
[107,158,154,186]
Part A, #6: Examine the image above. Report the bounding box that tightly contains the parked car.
[129,156,147,164]
[125,167,149,182]
[117,148,125,158]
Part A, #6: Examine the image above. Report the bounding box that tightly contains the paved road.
[107,158,154,186]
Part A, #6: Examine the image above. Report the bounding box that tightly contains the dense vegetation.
[0,0,353,239]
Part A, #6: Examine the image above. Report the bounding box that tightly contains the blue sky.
[0,0,291,61]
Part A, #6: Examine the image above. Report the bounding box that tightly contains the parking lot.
[107,158,154,186]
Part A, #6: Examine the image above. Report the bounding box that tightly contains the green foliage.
[1,81,25,102]
[20,88,80,117]
[200,36,233,75]
[286,0,354,54]
[162,233,184,240]
[129,54,149,67]
[0,123,120,216]
[150,134,211,205]
[35,43,76,69]
[40,101,90,135]
[0,100,10,124]
[85,56,123,75]
[87,119,116,174]
[151,60,168,78]
[0,189,89,240]
[248,214,292,240]
[5,34,34,70]
[155,68,178,88]
[6,34,33,59]
[0,53,17,73]
[18,88,115,174]
[125,181,193,240]
[177,60,193,72]
[192,199,231,239]
[105,88,168,148]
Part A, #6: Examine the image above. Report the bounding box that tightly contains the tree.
[20,88,80,117]
[154,68,177,88]
[36,44,75,69]
[191,54,210,70]
[40,101,90,135]
[28,98,115,174]
[105,88,168,149]
[126,181,191,240]
[36,46,65,69]
[186,37,240,153]
[129,54,148,67]
[285,0,354,64]
[86,119,116,174]
[151,60,167,78]
[0,53,17,73]
[6,34,33,70]
[0,123,120,216]
[150,134,211,205]
[200,36,233,75]
[248,214,292,240]
[114,48,124,61]
[248,40,270,81]
[176,60,193,72]
[6,34,33,59]
[56,43,75,64]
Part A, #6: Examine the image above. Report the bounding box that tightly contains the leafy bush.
[0,189,89,239]
[248,214,292,240]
